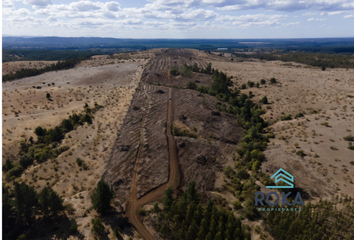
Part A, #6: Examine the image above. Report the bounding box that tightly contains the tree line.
[2,49,99,63]
[155,182,251,240]
[3,58,86,82]
[262,197,354,240]
[234,52,354,69]
[2,183,64,240]
[3,103,102,181]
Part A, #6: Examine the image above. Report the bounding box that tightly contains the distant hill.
[3,36,354,51]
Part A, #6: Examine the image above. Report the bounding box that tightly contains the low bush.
[280,114,292,121]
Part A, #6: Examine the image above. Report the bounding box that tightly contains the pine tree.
[50,189,64,218]
[234,228,243,240]
[69,218,78,233]
[217,216,224,240]
[209,218,217,238]
[215,232,222,240]
[176,229,184,239]
[186,181,198,202]
[205,232,212,240]
[197,225,207,240]
[14,182,38,226]
[153,202,159,213]
[160,223,168,236]
[2,186,13,233]
[163,187,174,212]
[91,180,115,214]
[193,207,202,225]
[4,159,14,171]
[39,187,50,219]
[186,202,196,224]
[91,217,105,236]
[185,221,197,240]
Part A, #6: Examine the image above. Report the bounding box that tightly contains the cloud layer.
[2,0,354,37]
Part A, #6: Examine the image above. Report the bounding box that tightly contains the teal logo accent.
[266,168,294,189]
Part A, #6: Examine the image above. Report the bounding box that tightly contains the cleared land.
[102,49,243,239]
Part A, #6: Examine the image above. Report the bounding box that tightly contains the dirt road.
[125,87,180,240]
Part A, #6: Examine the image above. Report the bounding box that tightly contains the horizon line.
[3,35,354,40]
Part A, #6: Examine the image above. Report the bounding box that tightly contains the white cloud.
[105,1,120,12]
[47,16,57,22]
[12,8,31,15]
[307,18,326,21]
[102,11,117,19]
[3,0,15,8]
[283,21,300,26]
[344,14,354,18]
[321,11,347,15]
[4,0,353,37]
[34,8,51,15]
[70,1,101,11]
[302,12,317,16]
[203,0,354,12]
[23,0,52,7]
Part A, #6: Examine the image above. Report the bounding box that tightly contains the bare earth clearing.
[103,49,242,239]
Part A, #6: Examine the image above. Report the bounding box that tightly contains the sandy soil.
[204,55,354,199]
[2,51,159,239]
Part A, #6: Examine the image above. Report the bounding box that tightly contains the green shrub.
[186,81,198,90]
[69,219,78,233]
[113,226,121,238]
[343,134,354,141]
[295,112,304,118]
[232,200,242,210]
[19,154,34,168]
[260,79,266,84]
[170,66,179,76]
[34,126,46,137]
[267,132,275,138]
[348,142,354,150]
[296,150,305,158]
[75,157,87,170]
[280,114,292,121]
[3,159,14,171]
[180,65,192,77]
[91,217,105,236]
[321,122,329,127]
[172,126,197,138]
[260,96,268,104]
[6,165,24,179]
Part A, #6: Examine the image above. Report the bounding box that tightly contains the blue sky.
[2,0,354,38]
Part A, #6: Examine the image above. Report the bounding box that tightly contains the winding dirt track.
[125,87,180,240]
